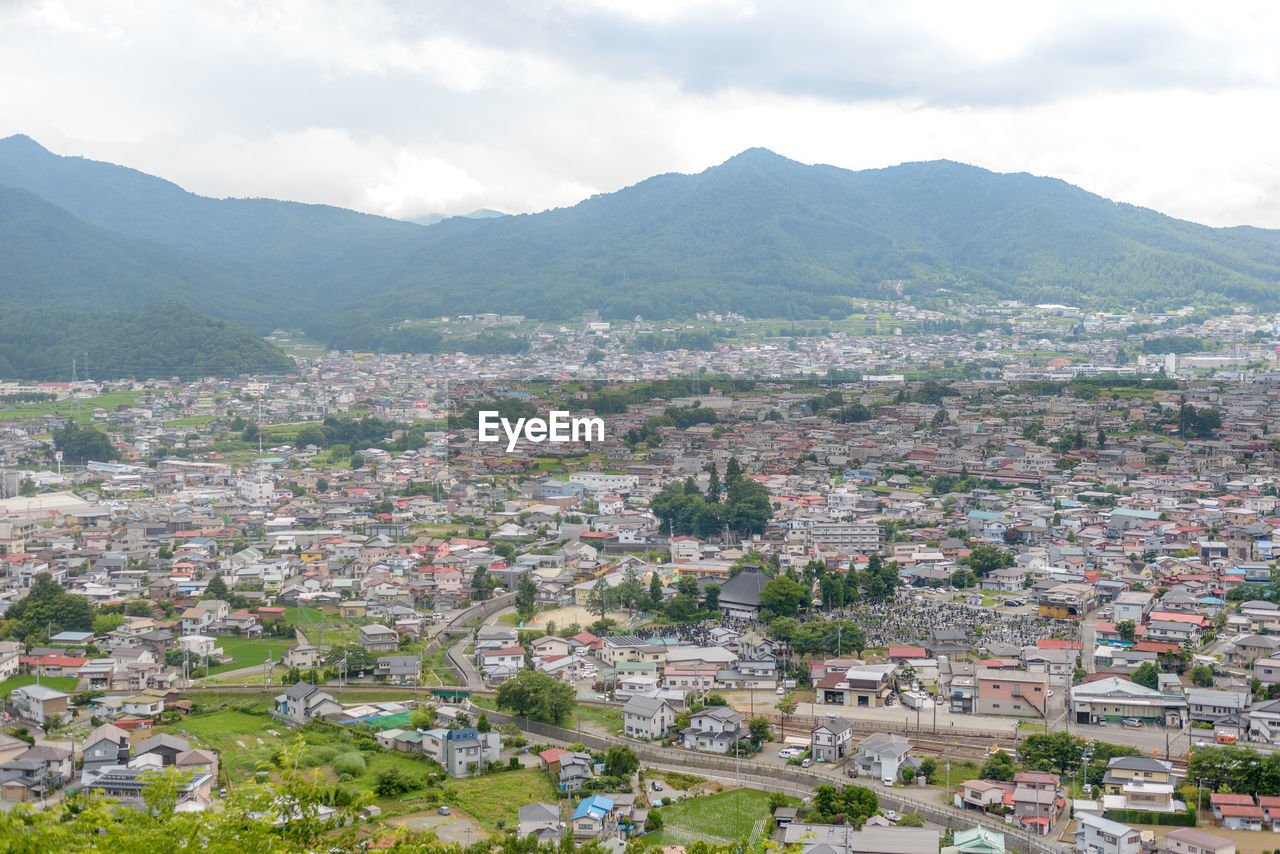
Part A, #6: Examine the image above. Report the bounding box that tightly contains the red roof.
[1218,804,1263,818]
[1211,793,1256,805]
[887,646,927,659]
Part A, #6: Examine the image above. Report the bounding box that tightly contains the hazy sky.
[3,0,1279,226]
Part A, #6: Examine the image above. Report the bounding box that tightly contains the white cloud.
[1,0,1280,227]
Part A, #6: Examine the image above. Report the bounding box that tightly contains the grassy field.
[576,704,624,735]
[653,788,781,842]
[0,675,78,699]
[201,637,296,675]
[443,770,558,833]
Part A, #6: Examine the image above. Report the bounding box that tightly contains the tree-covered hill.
[4,135,1280,348]
[0,302,295,380]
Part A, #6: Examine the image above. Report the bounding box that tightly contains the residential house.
[571,794,615,841]
[375,656,422,682]
[975,668,1048,717]
[1102,756,1179,813]
[1076,813,1141,854]
[358,624,399,653]
[1161,828,1235,854]
[817,663,898,708]
[9,685,69,725]
[518,803,564,845]
[556,751,596,793]
[682,706,746,754]
[621,695,678,741]
[272,683,341,726]
[811,717,855,764]
[419,727,500,777]
[850,732,913,783]
[1210,794,1262,831]
[1186,689,1248,724]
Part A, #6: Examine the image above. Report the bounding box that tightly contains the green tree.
[514,575,538,620]
[495,670,576,723]
[967,544,1015,576]
[1131,661,1160,690]
[603,745,640,778]
[1190,664,1215,687]
[759,575,809,618]
[294,425,328,448]
[1115,620,1136,643]
[52,423,119,464]
[702,583,720,614]
[748,716,771,745]
[1018,731,1087,775]
[205,574,229,600]
[979,750,1019,781]
[648,572,664,610]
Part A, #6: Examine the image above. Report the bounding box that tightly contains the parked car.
[438,806,451,816]
[1122,718,1143,728]
[801,758,812,768]
[651,780,664,791]
[776,687,786,696]
[779,747,801,759]
[883,810,901,823]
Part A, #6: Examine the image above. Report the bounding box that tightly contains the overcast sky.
[3,0,1280,227]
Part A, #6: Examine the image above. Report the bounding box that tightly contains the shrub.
[373,766,419,797]
[302,746,339,767]
[333,752,367,780]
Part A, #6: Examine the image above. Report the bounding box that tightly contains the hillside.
[0,302,295,380]
[4,136,1280,348]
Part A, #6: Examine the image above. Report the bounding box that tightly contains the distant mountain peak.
[0,134,50,154]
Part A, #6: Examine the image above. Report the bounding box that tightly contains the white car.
[778,747,801,759]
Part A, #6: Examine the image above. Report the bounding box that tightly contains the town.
[3,306,1280,854]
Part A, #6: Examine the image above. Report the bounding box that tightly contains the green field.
[204,637,295,675]
[0,675,78,699]
[443,770,558,833]
[652,788,780,842]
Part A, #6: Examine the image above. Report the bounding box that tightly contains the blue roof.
[572,795,614,821]
[966,510,1004,520]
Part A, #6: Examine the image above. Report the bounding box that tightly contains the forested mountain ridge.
[0,302,295,380]
[4,135,1280,350]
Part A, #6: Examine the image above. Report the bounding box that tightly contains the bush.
[373,766,420,797]
[333,752,367,780]
[302,746,339,767]
[1104,808,1196,826]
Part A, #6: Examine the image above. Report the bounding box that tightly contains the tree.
[759,575,809,618]
[587,578,613,621]
[2,573,93,640]
[603,745,639,778]
[648,572,664,610]
[205,574,229,600]
[706,462,720,502]
[1115,620,1136,643]
[1018,731,1087,775]
[91,612,125,636]
[949,569,977,589]
[1190,664,1215,687]
[372,766,418,797]
[18,478,36,497]
[776,694,798,741]
[316,477,329,493]
[748,716,771,745]
[495,670,576,723]
[1132,661,1160,690]
[967,544,1015,576]
[514,575,538,620]
[476,712,492,733]
[409,706,437,730]
[294,425,327,448]
[702,583,720,614]
[52,423,119,464]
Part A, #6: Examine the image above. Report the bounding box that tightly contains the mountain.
[0,302,295,380]
[404,208,508,226]
[4,136,1280,350]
